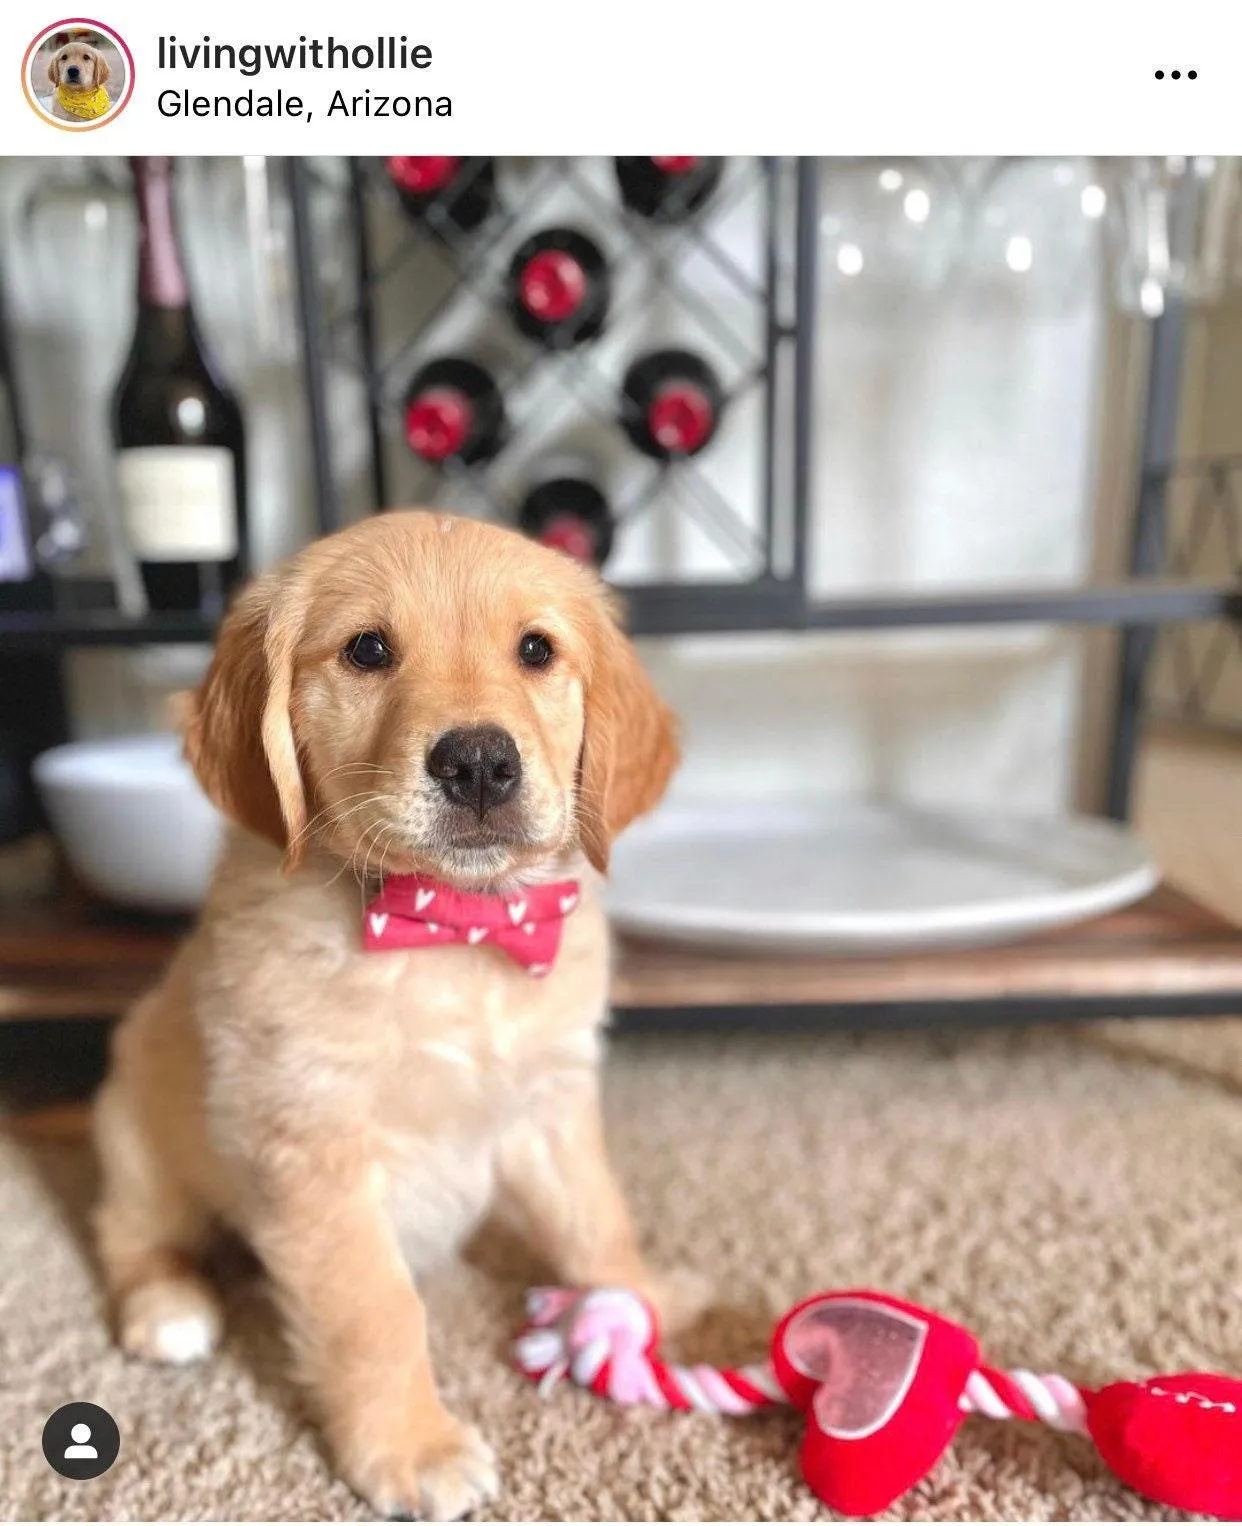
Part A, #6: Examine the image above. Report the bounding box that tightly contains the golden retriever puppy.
[93,512,693,1519]
[46,35,113,122]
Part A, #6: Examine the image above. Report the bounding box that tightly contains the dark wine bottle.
[112,157,247,617]
[403,358,506,467]
[386,157,498,237]
[507,228,609,348]
[517,457,614,567]
[620,349,725,460]
[614,157,724,222]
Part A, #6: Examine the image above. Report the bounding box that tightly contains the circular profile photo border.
[21,17,135,131]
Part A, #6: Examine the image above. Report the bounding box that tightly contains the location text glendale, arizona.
[156,89,452,119]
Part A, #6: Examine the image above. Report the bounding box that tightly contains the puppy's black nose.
[427,726,521,816]
[66,64,81,80]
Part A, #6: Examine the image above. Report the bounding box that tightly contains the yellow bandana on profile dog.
[55,82,111,120]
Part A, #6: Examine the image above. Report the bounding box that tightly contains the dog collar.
[363,874,580,977]
[55,83,111,119]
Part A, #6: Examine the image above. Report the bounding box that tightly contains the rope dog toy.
[515,1286,1242,1517]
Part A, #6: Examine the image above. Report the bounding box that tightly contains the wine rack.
[287,156,807,636]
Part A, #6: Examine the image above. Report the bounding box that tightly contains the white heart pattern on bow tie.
[522,922,536,936]
[369,912,389,937]
[559,892,578,914]
[467,927,488,945]
[529,963,550,977]
[414,888,436,912]
[426,922,439,935]
[508,900,527,924]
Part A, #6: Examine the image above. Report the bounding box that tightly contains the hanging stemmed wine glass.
[816,158,964,308]
[15,158,141,611]
[957,157,1112,314]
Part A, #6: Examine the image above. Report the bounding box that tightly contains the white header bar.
[1,0,1237,153]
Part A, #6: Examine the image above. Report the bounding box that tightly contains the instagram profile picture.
[22,18,134,129]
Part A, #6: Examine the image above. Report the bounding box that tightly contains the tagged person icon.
[42,1402,120,1480]
[63,1422,99,1460]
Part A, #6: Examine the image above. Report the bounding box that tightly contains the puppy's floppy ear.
[184,572,309,869]
[93,49,111,86]
[46,51,61,87]
[577,595,679,873]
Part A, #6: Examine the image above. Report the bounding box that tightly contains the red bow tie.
[363,874,580,976]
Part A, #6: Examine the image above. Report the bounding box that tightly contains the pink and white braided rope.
[515,1288,785,1414]
[515,1287,1089,1432]
[960,1364,1088,1432]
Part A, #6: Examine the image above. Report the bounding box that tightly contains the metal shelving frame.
[284,157,1242,825]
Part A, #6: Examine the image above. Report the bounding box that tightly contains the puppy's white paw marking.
[467,927,488,945]
[414,888,436,911]
[370,912,389,937]
[148,1313,217,1365]
[118,1278,222,1367]
[507,899,527,924]
[559,892,578,914]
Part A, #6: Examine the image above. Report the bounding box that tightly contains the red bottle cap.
[518,249,588,324]
[537,514,596,565]
[404,387,473,461]
[651,156,701,174]
[649,381,715,454]
[387,156,462,195]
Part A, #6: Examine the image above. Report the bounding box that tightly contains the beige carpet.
[3,1023,1241,1522]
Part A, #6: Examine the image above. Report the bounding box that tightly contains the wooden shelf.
[612,885,1242,1019]
[3,883,1242,1025]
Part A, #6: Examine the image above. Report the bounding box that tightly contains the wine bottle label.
[117,446,238,560]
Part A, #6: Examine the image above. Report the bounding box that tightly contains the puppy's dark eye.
[343,631,393,670]
[518,632,554,669]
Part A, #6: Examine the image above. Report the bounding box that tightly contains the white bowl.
[33,733,225,913]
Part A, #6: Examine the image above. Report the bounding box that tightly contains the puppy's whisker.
[316,763,397,787]
[300,792,399,855]
[288,789,388,850]
[362,816,401,889]
[374,825,400,888]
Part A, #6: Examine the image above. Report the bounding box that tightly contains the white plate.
[606,800,1158,953]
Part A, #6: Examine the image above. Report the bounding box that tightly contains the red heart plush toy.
[772,1291,981,1517]
[1087,1372,1242,1517]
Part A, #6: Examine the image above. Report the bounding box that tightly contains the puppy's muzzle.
[66,64,82,81]
[427,725,522,818]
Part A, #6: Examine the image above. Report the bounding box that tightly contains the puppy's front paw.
[643,1265,713,1337]
[344,1420,499,1522]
